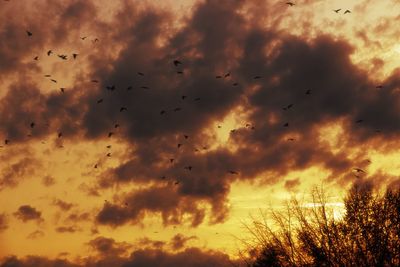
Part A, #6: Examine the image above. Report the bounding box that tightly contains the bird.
[93,38,99,42]
[177,71,184,74]
[353,168,365,173]
[60,88,65,93]
[194,97,201,101]
[44,74,51,77]
[80,36,87,40]
[283,104,293,110]
[283,122,289,127]
[120,107,127,112]
[355,119,363,123]
[233,82,239,86]
[216,75,222,79]
[58,132,63,138]
[30,122,35,128]
[174,181,180,185]
[333,9,341,13]
[137,72,144,76]
[26,30,33,37]
[106,85,115,91]
[140,86,149,89]
[108,132,114,138]
[47,50,53,56]
[127,86,133,90]
[287,138,295,141]
[177,143,183,148]
[376,85,384,89]
[286,2,295,6]
[97,99,103,104]
[344,9,351,14]
[72,53,78,59]
[181,95,187,100]
[224,72,230,78]
[106,145,112,149]
[184,135,189,139]
[184,166,193,171]
[169,158,174,163]
[228,170,238,175]
[51,79,57,83]
[305,89,311,95]
[91,80,99,83]
[34,56,39,61]
[114,124,120,128]
[160,110,166,115]
[58,54,68,60]
[253,76,262,79]
[4,139,9,145]
[173,60,182,66]
[106,153,111,157]
[173,107,182,112]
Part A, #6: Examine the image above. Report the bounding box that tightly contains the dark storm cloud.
[96,186,207,227]
[13,205,42,223]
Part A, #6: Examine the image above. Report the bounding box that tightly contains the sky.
[0,0,400,266]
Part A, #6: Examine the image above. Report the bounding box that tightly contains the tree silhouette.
[246,184,400,267]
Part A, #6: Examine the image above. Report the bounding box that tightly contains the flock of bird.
[0,1,379,189]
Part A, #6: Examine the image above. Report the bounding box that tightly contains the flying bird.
[80,36,87,40]
[184,135,189,139]
[353,168,365,173]
[253,76,262,79]
[60,88,65,93]
[127,86,133,90]
[34,56,39,61]
[305,89,311,95]
[286,2,295,6]
[344,10,351,14]
[283,122,289,127]
[355,119,363,123]
[120,107,127,112]
[58,54,68,60]
[106,85,115,91]
[228,170,239,175]
[177,71,184,74]
[376,85,384,89]
[97,99,103,104]
[51,79,57,83]
[47,50,53,56]
[30,122,35,128]
[137,72,144,76]
[4,139,9,145]
[224,72,230,78]
[174,107,182,112]
[106,153,111,157]
[333,9,341,13]
[173,60,182,66]
[72,53,78,59]
[184,166,193,171]
[58,132,63,138]
[233,82,239,86]
[169,158,174,163]
[108,132,114,138]
[177,143,183,148]
[26,30,33,36]
[160,110,166,115]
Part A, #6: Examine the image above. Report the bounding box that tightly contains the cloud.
[0,213,8,232]
[13,205,42,223]
[169,234,198,251]
[52,199,74,211]
[55,226,80,233]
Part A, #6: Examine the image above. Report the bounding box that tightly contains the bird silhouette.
[353,168,365,173]
[81,36,87,40]
[60,88,65,93]
[177,71,184,74]
[173,60,182,66]
[58,132,63,138]
[26,30,33,36]
[47,50,53,56]
[108,132,114,138]
[97,99,103,104]
[34,56,38,61]
[120,107,127,112]
[376,85,384,89]
[106,85,115,91]
[283,122,289,127]
[224,72,230,78]
[228,170,239,175]
[333,9,341,13]
[4,139,9,145]
[30,122,35,128]
[286,2,295,6]
[51,79,57,83]
[106,153,111,157]
[184,135,189,139]
[58,54,67,60]
[177,143,183,148]
[355,119,363,123]
[127,86,133,90]
[169,158,174,163]
[184,166,193,171]
[253,76,262,79]
[72,53,78,59]
[344,10,351,14]
[114,124,120,128]
[232,82,239,86]
[160,110,166,115]
[305,89,311,95]
[137,72,144,76]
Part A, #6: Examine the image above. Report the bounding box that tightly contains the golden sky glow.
[1,0,400,266]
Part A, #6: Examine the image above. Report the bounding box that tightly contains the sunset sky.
[1,0,400,266]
